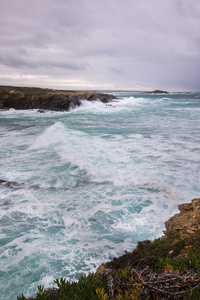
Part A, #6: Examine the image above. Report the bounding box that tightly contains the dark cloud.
[0,0,200,90]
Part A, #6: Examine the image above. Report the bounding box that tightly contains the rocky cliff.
[0,85,116,111]
[164,197,200,239]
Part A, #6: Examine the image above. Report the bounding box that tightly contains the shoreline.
[0,85,116,111]
[18,197,200,299]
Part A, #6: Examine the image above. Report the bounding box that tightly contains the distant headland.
[0,85,116,111]
[145,89,169,94]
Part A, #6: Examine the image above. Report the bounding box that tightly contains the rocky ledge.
[0,85,116,111]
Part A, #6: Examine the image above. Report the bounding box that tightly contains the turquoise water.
[0,92,200,299]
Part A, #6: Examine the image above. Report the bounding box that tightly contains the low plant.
[18,273,101,300]
[186,287,200,300]
[17,231,200,300]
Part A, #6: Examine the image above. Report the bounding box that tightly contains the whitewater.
[0,91,200,299]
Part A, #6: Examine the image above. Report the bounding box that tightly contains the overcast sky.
[0,0,200,91]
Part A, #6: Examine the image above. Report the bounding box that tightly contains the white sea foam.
[0,93,200,299]
[28,119,199,201]
[75,96,150,113]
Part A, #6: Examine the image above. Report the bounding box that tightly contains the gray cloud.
[0,0,200,91]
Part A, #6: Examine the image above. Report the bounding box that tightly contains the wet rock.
[0,179,24,188]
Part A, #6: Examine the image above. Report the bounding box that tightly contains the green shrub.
[186,287,200,300]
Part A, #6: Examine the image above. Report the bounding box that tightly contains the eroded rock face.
[165,198,200,238]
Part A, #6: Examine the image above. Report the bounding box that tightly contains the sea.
[0,91,200,299]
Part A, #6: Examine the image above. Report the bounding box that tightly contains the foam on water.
[28,117,199,196]
[0,92,200,299]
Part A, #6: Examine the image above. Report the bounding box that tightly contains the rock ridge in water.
[0,85,116,111]
[0,179,24,188]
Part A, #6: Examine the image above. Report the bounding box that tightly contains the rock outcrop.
[145,89,168,94]
[0,179,24,188]
[0,85,116,111]
[164,197,200,239]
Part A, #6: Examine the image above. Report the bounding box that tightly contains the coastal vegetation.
[17,198,200,299]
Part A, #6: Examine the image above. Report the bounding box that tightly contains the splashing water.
[0,92,200,299]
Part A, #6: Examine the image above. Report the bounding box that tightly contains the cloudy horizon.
[0,0,200,91]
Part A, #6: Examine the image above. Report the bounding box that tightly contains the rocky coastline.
[0,85,116,111]
[18,197,200,299]
[98,197,200,271]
